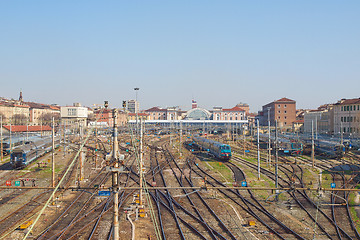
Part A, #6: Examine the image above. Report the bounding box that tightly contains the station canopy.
[184,108,212,120]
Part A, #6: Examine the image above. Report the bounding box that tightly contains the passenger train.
[10,136,60,169]
[314,140,345,158]
[258,133,303,155]
[192,136,231,160]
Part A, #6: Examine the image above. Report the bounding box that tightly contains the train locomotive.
[10,136,60,169]
[192,136,231,160]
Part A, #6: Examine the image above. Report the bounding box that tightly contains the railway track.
[0,150,79,238]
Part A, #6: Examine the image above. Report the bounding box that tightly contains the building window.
[350,117,353,122]
[350,106,353,111]
[278,105,280,108]
[278,116,280,119]
[278,111,281,114]
[358,105,359,111]
[341,106,344,111]
[341,117,343,122]
[284,116,287,119]
[284,122,287,125]
[284,105,287,108]
[347,106,350,111]
[284,110,287,114]
[67,108,76,116]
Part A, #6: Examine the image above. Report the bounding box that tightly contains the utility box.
[19,220,33,230]
[248,220,256,227]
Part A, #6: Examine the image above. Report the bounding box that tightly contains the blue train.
[1,135,45,155]
[192,136,231,160]
[10,136,60,169]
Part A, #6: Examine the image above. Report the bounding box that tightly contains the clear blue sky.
[1,1,359,112]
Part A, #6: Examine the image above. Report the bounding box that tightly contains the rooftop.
[2,125,52,132]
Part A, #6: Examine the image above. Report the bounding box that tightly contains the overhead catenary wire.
[23,108,105,240]
[127,113,162,240]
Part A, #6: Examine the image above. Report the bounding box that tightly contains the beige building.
[333,98,360,136]
[145,107,167,120]
[60,104,88,129]
[27,102,60,126]
[0,102,30,125]
[128,113,150,121]
[303,105,334,135]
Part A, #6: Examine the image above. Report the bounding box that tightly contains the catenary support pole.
[112,107,119,240]
[268,107,271,166]
[139,119,143,205]
[312,120,315,168]
[52,117,55,188]
[257,119,261,180]
[275,120,279,201]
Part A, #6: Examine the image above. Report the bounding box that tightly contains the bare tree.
[40,112,60,126]
[12,114,28,125]
[0,112,6,123]
[87,113,96,122]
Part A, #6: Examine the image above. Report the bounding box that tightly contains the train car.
[1,135,44,156]
[314,140,345,158]
[10,136,60,169]
[192,136,231,160]
[258,133,303,155]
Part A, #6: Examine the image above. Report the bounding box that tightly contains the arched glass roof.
[184,108,211,120]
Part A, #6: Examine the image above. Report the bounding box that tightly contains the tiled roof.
[336,98,360,105]
[275,97,295,102]
[145,107,167,112]
[3,125,52,132]
[222,106,245,112]
[0,102,29,108]
[25,102,60,110]
[128,113,149,116]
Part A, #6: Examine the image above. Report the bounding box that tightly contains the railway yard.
[1,127,360,240]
